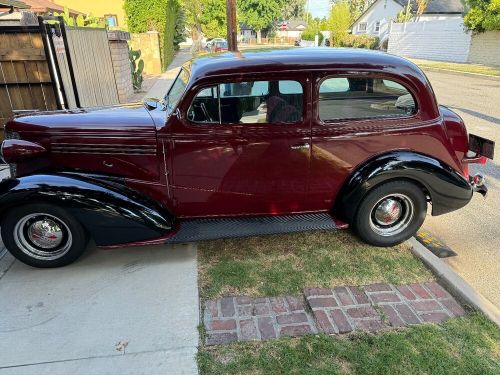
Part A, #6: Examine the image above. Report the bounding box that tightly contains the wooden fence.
[0,27,58,134]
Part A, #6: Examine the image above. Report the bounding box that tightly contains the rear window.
[319,77,417,121]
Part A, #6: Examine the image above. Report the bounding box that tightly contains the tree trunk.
[257,29,262,44]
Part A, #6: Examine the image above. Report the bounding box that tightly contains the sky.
[306,0,331,19]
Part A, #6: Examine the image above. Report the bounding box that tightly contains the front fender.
[0,173,174,246]
[334,151,473,222]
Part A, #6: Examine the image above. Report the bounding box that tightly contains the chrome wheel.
[369,194,414,237]
[13,213,73,260]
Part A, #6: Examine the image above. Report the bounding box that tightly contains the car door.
[308,72,422,212]
[169,75,312,217]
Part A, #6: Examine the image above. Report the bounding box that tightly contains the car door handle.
[290,143,310,150]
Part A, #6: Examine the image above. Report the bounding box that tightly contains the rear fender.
[334,151,473,222]
[0,173,175,246]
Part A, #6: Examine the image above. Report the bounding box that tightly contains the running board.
[165,213,347,244]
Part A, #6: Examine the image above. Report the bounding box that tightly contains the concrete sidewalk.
[0,243,199,375]
[144,48,192,100]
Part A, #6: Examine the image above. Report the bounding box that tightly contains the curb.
[420,66,500,80]
[409,237,500,326]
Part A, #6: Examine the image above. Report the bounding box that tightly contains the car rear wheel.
[1,203,88,268]
[353,180,427,247]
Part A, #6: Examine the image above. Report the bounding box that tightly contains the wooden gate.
[0,18,121,139]
[0,26,58,135]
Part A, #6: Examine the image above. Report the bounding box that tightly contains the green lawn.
[198,313,500,375]
[410,59,500,76]
[197,231,499,374]
[198,230,432,300]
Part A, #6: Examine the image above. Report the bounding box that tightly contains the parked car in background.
[205,38,226,52]
[0,48,494,267]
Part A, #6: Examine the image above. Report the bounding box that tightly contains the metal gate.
[40,16,120,109]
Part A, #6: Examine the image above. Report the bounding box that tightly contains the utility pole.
[226,0,238,51]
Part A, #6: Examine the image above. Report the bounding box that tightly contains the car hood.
[6,103,162,136]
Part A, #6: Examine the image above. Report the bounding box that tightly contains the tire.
[353,180,427,247]
[1,203,89,268]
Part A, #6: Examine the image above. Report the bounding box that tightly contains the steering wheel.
[187,108,196,121]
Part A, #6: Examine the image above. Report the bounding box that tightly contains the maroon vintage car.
[0,48,494,268]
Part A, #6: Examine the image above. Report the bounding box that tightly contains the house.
[276,20,307,39]
[17,0,81,17]
[351,0,464,43]
[52,0,126,28]
[0,0,30,13]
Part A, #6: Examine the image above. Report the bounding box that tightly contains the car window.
[188,80,303,125]
[319,77,417,121]
[279,80,302,94]
[166,68,189,109]
[187,85,220,124]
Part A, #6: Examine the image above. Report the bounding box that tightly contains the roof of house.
[275,19,307,31]
[19,0,82,15]
[0,0,30,9]
[353,0,464,25]
[394,0,464,14]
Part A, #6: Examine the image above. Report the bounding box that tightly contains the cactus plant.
[129,48,144,91]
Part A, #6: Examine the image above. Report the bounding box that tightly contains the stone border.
[203,281,466,346]
[409,237,500,326]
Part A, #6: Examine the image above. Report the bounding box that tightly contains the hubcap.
[374,198,403,226]
[369,194,414,237]
[14,213,72,260]
[27,218,64,249]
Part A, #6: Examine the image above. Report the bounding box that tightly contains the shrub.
[338,34,379,49]
[124,0,181,71]
[300,29,324,45]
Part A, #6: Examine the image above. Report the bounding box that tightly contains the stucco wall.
[388,19,471,62]
[130,32,162,75]
[468,31,500,67]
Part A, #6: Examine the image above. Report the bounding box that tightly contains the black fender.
[334,151,473,222]
[0,173,175,246]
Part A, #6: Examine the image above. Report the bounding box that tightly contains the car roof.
[183,47,424,84]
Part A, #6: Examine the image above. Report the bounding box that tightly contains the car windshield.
[217,42,228,48]
[165,68,189,110]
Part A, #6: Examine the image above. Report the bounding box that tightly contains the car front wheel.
[1,203,88,268]
[353,180,427,247]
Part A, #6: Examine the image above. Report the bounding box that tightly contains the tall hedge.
[124,0,179,71]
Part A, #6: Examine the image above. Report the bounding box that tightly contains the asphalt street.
[420,70,500,309]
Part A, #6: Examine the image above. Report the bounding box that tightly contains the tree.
[395,0,413,22]
[464,0,500,32]
[124,0,180,70]
[279,0,307,20]
[199,0,227,38]
[328,0,351,45]
[415,0,429,21]
[238,0,281,43]
[174,3,187,50]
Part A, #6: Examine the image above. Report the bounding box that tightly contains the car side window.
[187,80,303,125]
[319,77,417,121]
[187,85,220,124]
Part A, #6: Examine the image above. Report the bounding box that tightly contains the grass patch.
[198,230,432,299]
[410,58,500,76]
[198,313,500,375]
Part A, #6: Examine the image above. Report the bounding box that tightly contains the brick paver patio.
[203,281,466,346]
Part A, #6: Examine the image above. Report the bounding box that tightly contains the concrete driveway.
[0,243,199,374]
[421,69,500,309]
